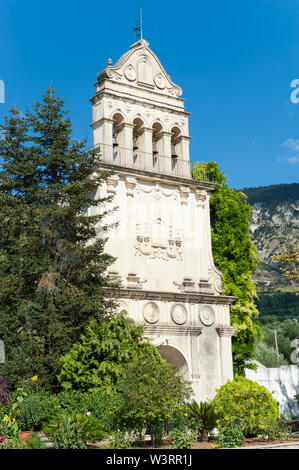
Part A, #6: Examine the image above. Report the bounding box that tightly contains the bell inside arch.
[153,140,158,155]
[171,144,178,159]
[112,133,119,148]
[133,136,139,151]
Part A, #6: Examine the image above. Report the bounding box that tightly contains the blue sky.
[1,0,299,189]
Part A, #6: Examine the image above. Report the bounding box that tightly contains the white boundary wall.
[245,361,299,418]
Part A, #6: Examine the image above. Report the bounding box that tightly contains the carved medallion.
[171,304,187,325]
[124,64,136,82]
[154,73,166,90]
[199,305,215,326]
[143,302,160,324]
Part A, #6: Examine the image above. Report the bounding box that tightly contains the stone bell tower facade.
[90,39,236,402]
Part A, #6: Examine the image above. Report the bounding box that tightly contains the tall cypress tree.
[0,89,116,390]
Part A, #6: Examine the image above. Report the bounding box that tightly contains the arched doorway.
[157,345,190,380]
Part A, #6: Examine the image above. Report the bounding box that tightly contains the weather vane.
[133,7,143,41]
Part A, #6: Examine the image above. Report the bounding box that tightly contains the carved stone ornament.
[154,73,166,90]
[208,267,223,294]
[124,64,136,81]
[171,304,187,325]
[134,217,183,261]
[143,302,160,324]
[106,175,119,193]
[199,305,215,326]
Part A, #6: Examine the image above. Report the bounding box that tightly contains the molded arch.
[157,343,191,380]
[111,110,126,126]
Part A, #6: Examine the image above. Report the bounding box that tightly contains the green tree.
[272,243,299,290]
[0,89,116,390]
[211,376,279,436]
[192,161,261,375]
[58,311,160,392]
[254,341,288,368]
[117,351,192,443]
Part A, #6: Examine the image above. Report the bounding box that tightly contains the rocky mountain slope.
[240,183,299,319]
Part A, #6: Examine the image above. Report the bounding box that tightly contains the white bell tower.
[90,39,236,402]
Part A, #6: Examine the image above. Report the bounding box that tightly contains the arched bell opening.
[112,113,124,162]
[152,122,163,169]
[157,345,190,381]
[170,126,182,171]
[132,117,144,162]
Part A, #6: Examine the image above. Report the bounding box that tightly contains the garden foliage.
[211,376,279,436]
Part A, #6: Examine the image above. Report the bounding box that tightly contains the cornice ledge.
[144,324,203,336]
[216,326,237,338]
[105,287,237,305]
[97,162,219,191]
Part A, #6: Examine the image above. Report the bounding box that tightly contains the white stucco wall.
[245,361,299,418]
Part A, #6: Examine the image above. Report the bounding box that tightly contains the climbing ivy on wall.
[192,161,262,375]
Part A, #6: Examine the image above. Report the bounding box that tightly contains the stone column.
[216,327,236,384]
[91,117,114,163]
[141,127,153,170]
[180,136,192,177]
[159,131,172,174]
[119,122,134,167]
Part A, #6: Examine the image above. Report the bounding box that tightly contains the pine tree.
[0,89,116,390]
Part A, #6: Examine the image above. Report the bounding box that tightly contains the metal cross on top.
[132,7,143,41]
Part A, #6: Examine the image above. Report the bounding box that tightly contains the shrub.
[18,393,61,430]
[24,432,47,449]
[0,376,9,406]
[116,350,191,443]
[211,376,279,436]
[43,413,105,449]
[188,400,217,441]
[169,428,197,449]
[57,390,123,433]
[260,414,292,441]
[0,437,25,449]
[216,419,244,448]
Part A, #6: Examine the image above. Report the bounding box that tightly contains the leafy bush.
[188,400,217,441]
[109,430,132,449]
[260,414,292,441]
[116,350,191,443]
[0,437,25,449]
[216,419,244,448]
[169,428,197,449]
[43,413,105,449]
[58,312,158,393]
[56,390,123,433]
[0,413,19,438]
[0,377,9,406]
[24,432,47,449]
[18,393,61,430]
[211,376,279,436]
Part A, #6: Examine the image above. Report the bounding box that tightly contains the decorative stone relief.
[154,73,166,90]
[195,189,207,208]
[179,186,190,205]
[208,267,223,295]
[126,272,147,289]
[106,175,119,194]
[134,216,183,261]
[125,176,137,197]
[124,64,136,81]
[171,304,187,325]
[199,305,215,326]
[143,302,160,324]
